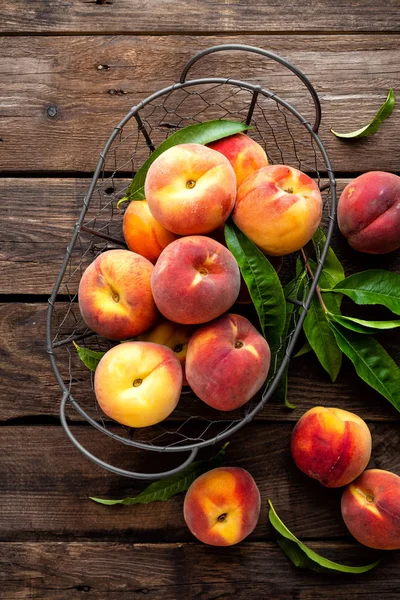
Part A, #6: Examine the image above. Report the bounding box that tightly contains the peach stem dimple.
[199,268,208,276]
[186,179,196,189]
[234,340,244,349]
[133,378,143,387]
[173,344,183,353]
[217,513,227,522]
[285,187,294,194]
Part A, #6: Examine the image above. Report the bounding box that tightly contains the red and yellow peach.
[338,171,400,254]
[144,143,236,235]
[78,249,158,340]
[151,236,240,324]
[184,467,261,546]
[291,407,372,488]
[208,132,269,189]
[233,165,322,256]
[186,313,271,411]
[94,341,182,427]
[341,469,400,550]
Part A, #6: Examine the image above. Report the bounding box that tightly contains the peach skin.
[94,341,182,428]
[186,313,271,411]
[338,171,400,254]
[138,319,195,385]
[233,165,322,256]
[291,407,372,488]
[208,132,269,188]
[144,143,236,235]
[123,199,178,263]
[341,469,400,550]
[184,467,261,546]
[78,249,158,340]
[151,236,240,324]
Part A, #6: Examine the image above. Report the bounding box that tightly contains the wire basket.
[47,45,336,480]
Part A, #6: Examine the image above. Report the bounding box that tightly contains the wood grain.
[2,0,400,33]
[1,542,398,600]
[0,35,399,172]
[1,302,399,422]
[1,178,400,295]
[0,423,399,542]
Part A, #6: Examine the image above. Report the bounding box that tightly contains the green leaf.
[268,499,380,574]
[294,341,312,357]
[330,324,400,412]
[328,313,400,334]
[312,228,345,288]
[224,221,285,353]
[303,293,342,382]
[329,270,400,315]
[331,88,395,138]
[73,342,105,372]
[122,120,249,203]
[90,443,229,506]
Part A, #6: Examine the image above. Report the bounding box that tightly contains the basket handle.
[60,391,199,480]
[179,44,321,133]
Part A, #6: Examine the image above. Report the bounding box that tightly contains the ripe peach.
[138,319,194,385]
[184,467,261,546]
[94,341,182,427]
[186,313,271,411]
[144,143,236,235]
[233,165,322,256]
[341,469,400,550]
[208,132,269,188]
[123,199,178,263]
[338,171,400,254]
[78,249,158,340]
[151,236,240,325]
[291,407,372,488]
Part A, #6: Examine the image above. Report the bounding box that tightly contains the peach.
[341,469,400,550]
[208,132,269,188]
[151,236,240,324]
[233,165,322,256]
[338,171,400,254]
[183,467,261,546]
[94,341,182,427]
[291,407,372,488]
[144,143,236,235]
[123,199,178,263]
[186,313,271,411]
[78,249,158,340]
[138,319,194,385]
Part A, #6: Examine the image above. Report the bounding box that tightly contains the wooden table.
[1,2,399,598]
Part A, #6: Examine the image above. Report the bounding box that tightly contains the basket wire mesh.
[47,45,336,479]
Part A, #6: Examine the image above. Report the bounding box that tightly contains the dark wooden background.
[1,2,399,598]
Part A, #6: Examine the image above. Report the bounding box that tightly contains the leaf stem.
[300,248,327,313]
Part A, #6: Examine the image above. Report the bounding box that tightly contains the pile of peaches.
[78,132,323,428]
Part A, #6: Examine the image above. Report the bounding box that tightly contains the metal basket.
[46,45,336,480]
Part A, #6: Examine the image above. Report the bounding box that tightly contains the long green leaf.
[303,294,342,382]
[328,313,400,334]
[330,324,400,412]
[224,221,285,353]
[294,340,312,357]
[329,270,400,315]
[268,499,379,574]
[312,228,345,287]
[74,342,105,372]
[331,88,395,138]
[90,443,228,506]
[122,120,249,203]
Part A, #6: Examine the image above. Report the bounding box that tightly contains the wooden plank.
[0,423,399,541]
[1,177,400,294]
[1,302,399,422]
[2,0,400,34]
[1,542,398,600]
[0,35,399,172]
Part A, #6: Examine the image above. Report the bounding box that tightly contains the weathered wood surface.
[1,302,399,422]
[0,35,399,172]
[2,0,400,34]
[1,423,399,541]
[1,178,400,295]
[1,542,399,600]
